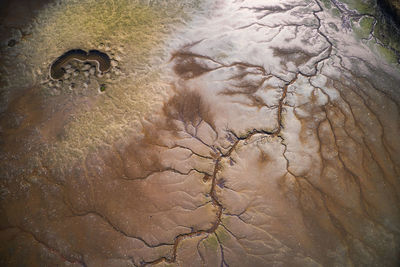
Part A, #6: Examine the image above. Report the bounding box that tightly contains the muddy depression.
[0,0,400,266]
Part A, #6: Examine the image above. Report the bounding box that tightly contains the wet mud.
[1,0,400,267]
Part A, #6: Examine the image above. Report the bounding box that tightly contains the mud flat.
[0,0,400,266]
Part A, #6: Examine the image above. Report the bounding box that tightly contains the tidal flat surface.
[0,0,400,266]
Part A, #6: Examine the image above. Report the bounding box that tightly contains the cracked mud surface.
[1,0,400,266]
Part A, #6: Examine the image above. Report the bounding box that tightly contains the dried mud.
[0,0,400,266]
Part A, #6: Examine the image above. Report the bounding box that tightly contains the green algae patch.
[203,234,219,251]
[337,0,400,65]
[374,17,400,52]
[360,16,374,32]
[354,16,375,39]
[377,45,398,63]
[215,226,231,244]
[99,84,106,92]
[340,0,376,14]
[321,0,332,9]
[372,11,400,64]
